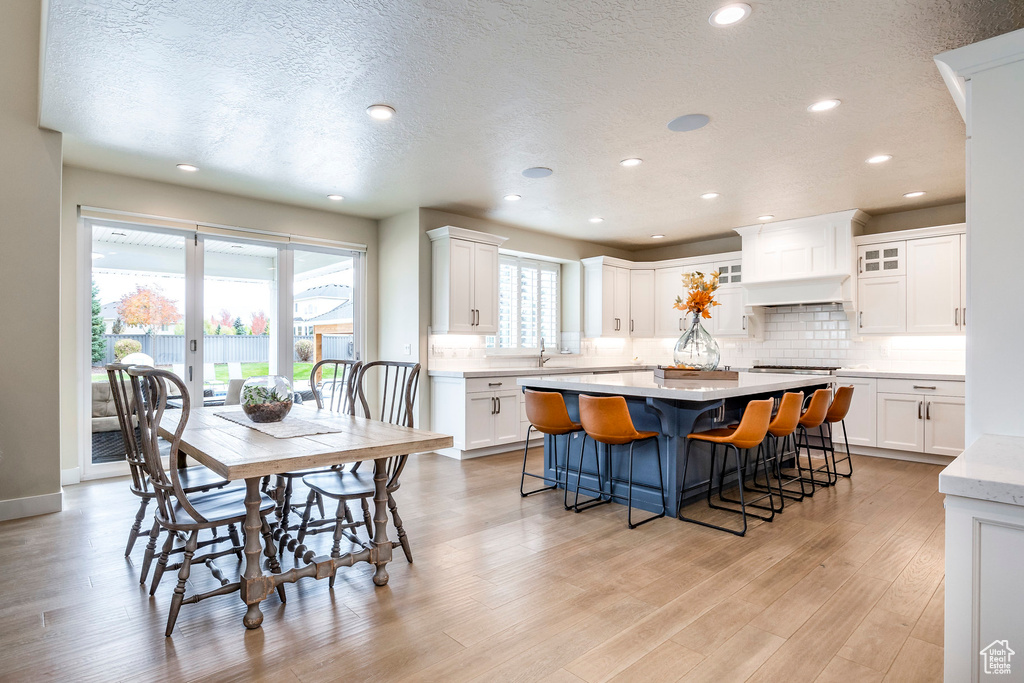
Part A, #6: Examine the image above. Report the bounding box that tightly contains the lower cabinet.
[838,377,877,447]
[924,395,966,456]
[431,375,532,459]
[876,387,965,456]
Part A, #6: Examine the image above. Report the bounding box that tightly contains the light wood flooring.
[0,450,945,682]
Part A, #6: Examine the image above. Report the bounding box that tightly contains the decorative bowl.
[240,375,293,423]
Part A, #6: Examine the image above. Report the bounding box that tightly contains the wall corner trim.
[0,490,63,522]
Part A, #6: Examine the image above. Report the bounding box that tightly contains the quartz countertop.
[939,434,1024,506]
[428,364,653,378]
[516,370,833,402]
[836,368,965,382]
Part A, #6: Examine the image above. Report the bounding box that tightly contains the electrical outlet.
[403,343,412,356]
[880,345,890,359]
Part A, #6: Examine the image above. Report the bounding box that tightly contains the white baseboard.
[436,441,527,460]
[849,446,956,466]
[61,467,81,486]
[0,489,63,522]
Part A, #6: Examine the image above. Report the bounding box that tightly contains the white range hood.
[735,209,869,313]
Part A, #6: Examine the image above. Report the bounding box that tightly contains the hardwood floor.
[0,451,945,682]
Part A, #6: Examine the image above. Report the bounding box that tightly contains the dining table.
[159,403,453,629]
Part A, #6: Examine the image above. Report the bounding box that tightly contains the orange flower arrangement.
[673,271,720,319]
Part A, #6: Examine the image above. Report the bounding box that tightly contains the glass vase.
[240,375,294,423]
[672,315,720,371]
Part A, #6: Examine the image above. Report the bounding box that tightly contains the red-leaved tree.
[117,286,182,333]
[251,310,269,336]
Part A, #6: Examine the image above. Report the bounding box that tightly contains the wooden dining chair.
[271,359,362,557]
[296,361,420,581]
[127,365,283,636]
[105,363,231,584]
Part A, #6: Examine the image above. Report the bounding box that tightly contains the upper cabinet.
[629,269,655,337]
[654,266,686,337]
[582,257,631,337]
[428,227,508,335]
[855,225,966,335]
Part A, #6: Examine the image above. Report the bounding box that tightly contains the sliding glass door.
[85,219,362,479]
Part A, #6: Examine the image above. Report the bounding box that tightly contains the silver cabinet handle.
[859,312,863,329]
[496,397,501,414]
[926,402,931,420]
[491,397,496,414]
[913,385,937,390]
[858,256,863,274]
[963,307,966,327]
[742,316,747,331]
[918,401,923,419]
[476,309,480,326]
[679,317,683,331]
[488,382,502,387]
[954,308,959,326]
[630,319,634,333]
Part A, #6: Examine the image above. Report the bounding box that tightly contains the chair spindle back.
[309,359,362,414]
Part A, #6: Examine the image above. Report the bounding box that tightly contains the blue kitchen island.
[517,371,835,518]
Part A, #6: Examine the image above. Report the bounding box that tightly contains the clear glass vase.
[672,315,721,370]
[240,375,294,423]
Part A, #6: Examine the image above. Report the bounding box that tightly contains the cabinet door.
[465,394,495,449]
[599,265,618,336]
[492,391,521,445]
[712,286,746,337]
[629,269,655,337]
[906,236,961,334]
[448,239,476,333]
[877,393,924,452]
[960,233,967,330]
[858,241,905,278]
[925,395,965,456]
[654,266,685,337]
[472,242,500,334]
[714,260,742,285]
[858,276,906,334]
[839,378,876,447]
[612,266,631,337]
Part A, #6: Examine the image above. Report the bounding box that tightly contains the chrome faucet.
[539,337,550,366]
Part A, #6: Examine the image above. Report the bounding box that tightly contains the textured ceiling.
[40,0,1024,248]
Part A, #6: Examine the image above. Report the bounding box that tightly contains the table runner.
[215,408,345,439]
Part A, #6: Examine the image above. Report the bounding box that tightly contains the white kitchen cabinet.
[492,390,521,445]
[906,235,962,334]
[582,257,631,337]
[428,227,507,335]
[877,393,926,452]
[857,275,906,334]
[654,266,685,337]
[714,260,742,285]
[431,375,528,458]
[925,395,965,456]
[838,377,877,447]
[711,286,747,337]
[465,394,497,450]
[857,241,905,278]
[629,269,655,337]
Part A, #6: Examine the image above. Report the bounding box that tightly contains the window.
[488,256,559,351]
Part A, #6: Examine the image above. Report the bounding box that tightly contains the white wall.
[0,0,64,519]
[60,166,379,473]
[954,38,1024,442]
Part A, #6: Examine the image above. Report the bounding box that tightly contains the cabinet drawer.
[876,378,964,397]
[466,377,515,394]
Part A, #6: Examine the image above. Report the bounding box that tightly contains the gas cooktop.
[748,364,839,375]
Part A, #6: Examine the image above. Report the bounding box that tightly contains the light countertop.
[428,364,652,378]
[836,368,965,382]
[939,434,1024,506]
[516,370,833,402]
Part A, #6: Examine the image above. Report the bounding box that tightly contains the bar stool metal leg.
[627,437,666,529]
[831,421,854,478]
[573,435,610,512]
[520,425,562,497]
[678,440,749,537]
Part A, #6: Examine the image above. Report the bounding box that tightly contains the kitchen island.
[517,370,835,518]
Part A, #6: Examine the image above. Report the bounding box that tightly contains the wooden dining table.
[160,403,453,630]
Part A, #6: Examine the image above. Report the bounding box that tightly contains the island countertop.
[516,370,833,401]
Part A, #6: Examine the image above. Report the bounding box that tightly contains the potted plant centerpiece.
[240,375,294,423]
[672,271,722,370]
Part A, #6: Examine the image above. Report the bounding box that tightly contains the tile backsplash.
[428,304,965,374]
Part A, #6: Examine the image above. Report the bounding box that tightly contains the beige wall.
[0,0,63,518]
[60,166,379,473]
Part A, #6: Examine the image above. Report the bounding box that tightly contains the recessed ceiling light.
[327,194,344,201]
[366,104,395,120]
[903,191,926,198]
[522,167,553,178]
[808,99,841,113]
[668,114,711,132]
[651,234,665,239]
[503,194,521,201]
[758,215,774,221]
[620,158,643,167]
[589,217,604,223]
[176,163,198,172]
[700,192,720,199]
[866,154,892,164]
[709,3,752,26]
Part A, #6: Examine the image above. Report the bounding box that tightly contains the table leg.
[371,458,393,586]
[241,477,269,629]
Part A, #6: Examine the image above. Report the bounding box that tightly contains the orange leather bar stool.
[678,398,774,536]
[791,388,834,493]
[731,391,804,512]
[824,386,856,479]
[576,395,666,529]
[521,390,584,509]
